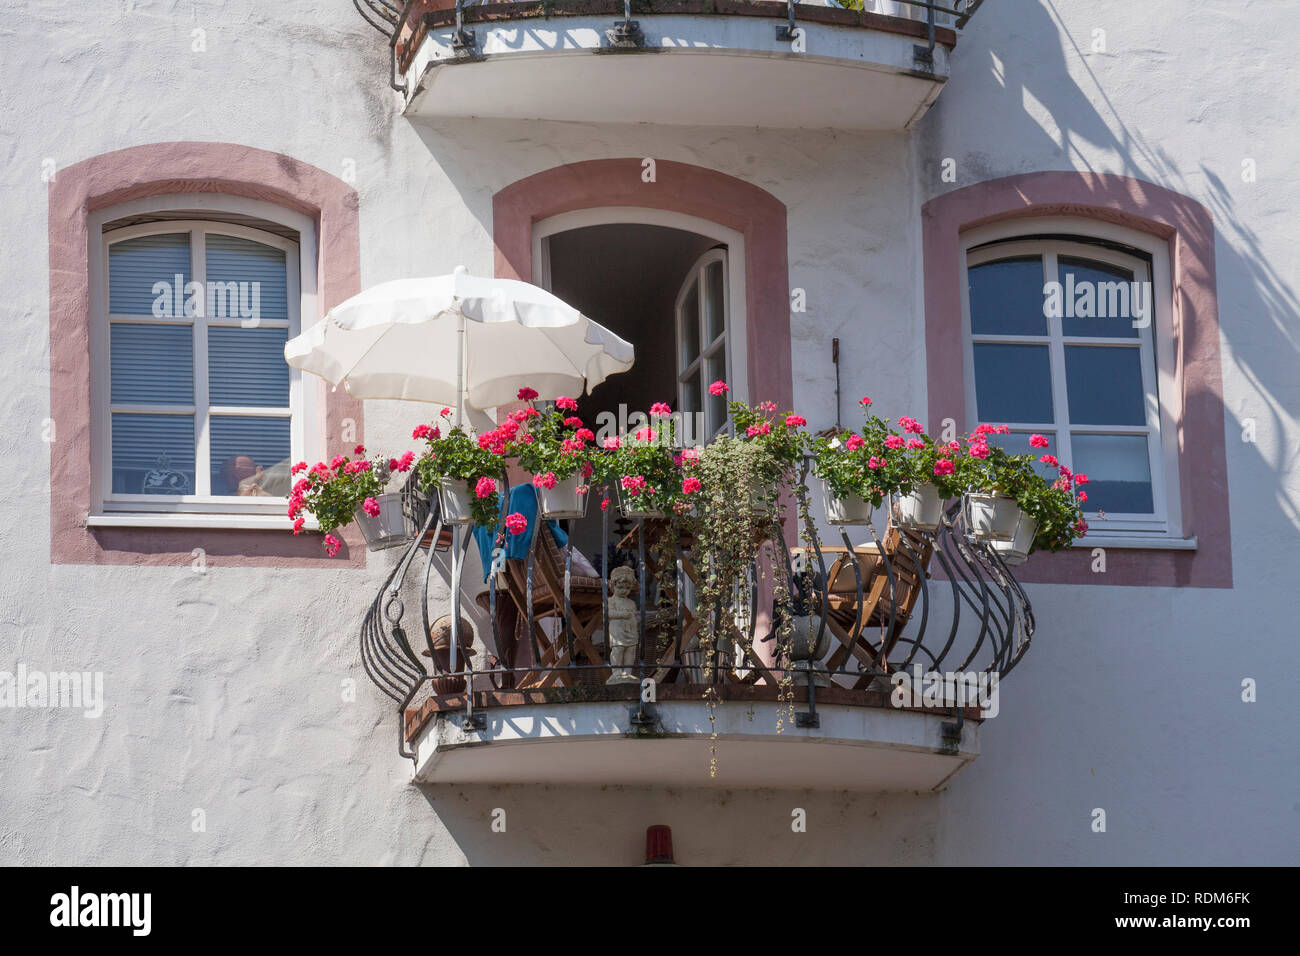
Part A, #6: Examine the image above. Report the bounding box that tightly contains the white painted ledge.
[86,512,316,532]
[1070,535,1198,551]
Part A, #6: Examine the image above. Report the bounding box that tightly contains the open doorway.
[539,220,734,568]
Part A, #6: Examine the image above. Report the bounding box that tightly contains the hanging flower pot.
[436,476,475,525]
[537,475,589,520]
[617,477,664,519]
[788,614,832,662]
[425,614,475,695]
[895,482,945,532]
[821,480,874,526]
[963,491,1022,541]
[991,511,1039,566]
[352,492,411,551]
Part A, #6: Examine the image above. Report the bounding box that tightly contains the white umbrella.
[284,266,634,423]
[284,267,633,685]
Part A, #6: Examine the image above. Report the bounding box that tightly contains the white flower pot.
[617,484,663,519]
[353,492,410,551]
[436,477,476,525]
[964,492,1021,541]
[896,483,945,532]
[991,512,1039,566]
[538,475,589,520]
[822,481,874,526]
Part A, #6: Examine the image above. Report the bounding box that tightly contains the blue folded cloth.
[473,483,568,581]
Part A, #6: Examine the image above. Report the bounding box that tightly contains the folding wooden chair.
[502,522,610,688]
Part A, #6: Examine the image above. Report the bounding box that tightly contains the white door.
[675,247,730,441]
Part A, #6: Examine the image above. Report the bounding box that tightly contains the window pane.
[1059,256,1141,338]
[680,280,699,366]
[110,323,194,404]
[109,233,191,316]
[988,430,1057,478]
[703,259,725,343]
[111,413,195,495]
[973,343,1053,424]
[210,416,292,496]
[208,327,290,406]
[1071,433,1154,515]
[968,257,1047,336]
[1064,346,1147,425]
[205,234,288,321]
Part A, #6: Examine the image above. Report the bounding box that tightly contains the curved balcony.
[355,1,986,130]
[361,465,1034,792]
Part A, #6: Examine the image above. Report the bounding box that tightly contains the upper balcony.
[354,1,986,130]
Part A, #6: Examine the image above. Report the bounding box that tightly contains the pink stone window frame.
[49,143,364,567]
[922,172,1232,588]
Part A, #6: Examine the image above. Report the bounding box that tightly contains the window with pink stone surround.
[922,172,1231,588]
[48,142,364,567]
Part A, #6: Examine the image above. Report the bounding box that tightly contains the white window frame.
[960,219,1185,543]
[674,247,731,439]
[87,194,321,522]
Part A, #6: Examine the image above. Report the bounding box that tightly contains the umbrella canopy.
[284,267,635,410]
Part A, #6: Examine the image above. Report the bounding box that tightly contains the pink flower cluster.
[649,402,672,418]
[620,474,652,497]
[362,497,381,517]
[533,471,558,490]
[898,416,925,435]
[682,476,702,495]
[709,381,730,397]
[475,476,497,499]
[785,415,807,428]
[504,512,528,536]
[746,422,771,438]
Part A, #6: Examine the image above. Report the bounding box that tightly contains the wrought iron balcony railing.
[361,462,1033,763]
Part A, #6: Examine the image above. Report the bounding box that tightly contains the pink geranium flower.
[475,476,497,499]
[291,461,307,474]
[517,387,539,401]
[885,435,905,450]
[708,381,730,396]
[533,471,558,490]
[1074,473,1089,485]
[1039,454,1059,467]
[785,415,807,428]
[968,441,989,460]
[292,516,305,535]
[898,416,924,435]
[634,427,656,443]
[1029,433,1050,448]
[868,456,884,470]
[564,416,583,428]
[859,396,872,407]
[845,434,865,451]
[556,396,578,411]
[323,534,341,558]
[906,438,925,450]
[354,444,366,455]
[362,497,381,517]
[682,476,702,494]
[602,436,621,450]
[504,512,528,536]
[933,458,955,476]
[649,402,672,417]
[746,422,771,438]
[621,475,648,495]
[576,428,595,444]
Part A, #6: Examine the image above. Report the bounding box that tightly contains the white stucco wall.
[0,0,1295,865]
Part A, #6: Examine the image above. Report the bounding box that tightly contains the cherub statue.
[605,564,641,685]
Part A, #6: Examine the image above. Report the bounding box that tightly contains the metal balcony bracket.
[939,720,963,754]
[606,20,645,49]
[460,711,488,733]
[628,704,659,733]
[776,0,799,43]
[451,28,477,55]
[794,711,821,729]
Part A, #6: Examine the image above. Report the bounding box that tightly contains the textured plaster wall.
[0,0,1295,865]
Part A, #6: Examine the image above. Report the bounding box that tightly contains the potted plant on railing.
[593,403,682,519]
[895,427,966,533]
[511,388,596,519]
[412,413,512,527]
[287,445,417,555]
[808,396,908,526]
[729,394,807,514]
[956,425,1029,541]
[991,441,1091,564]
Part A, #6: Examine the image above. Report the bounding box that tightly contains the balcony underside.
[403,7,954,130]
[408,685,981,791]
